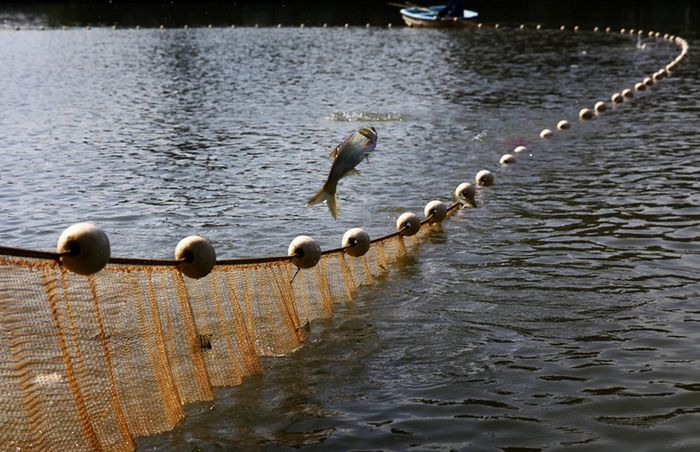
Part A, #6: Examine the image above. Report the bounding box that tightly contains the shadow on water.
[0,0,698,32]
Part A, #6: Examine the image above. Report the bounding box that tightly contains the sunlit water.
[1,27,699,450]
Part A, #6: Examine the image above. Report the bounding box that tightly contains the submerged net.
[0,226,430,451]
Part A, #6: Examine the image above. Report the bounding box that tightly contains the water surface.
[1,26,699,450]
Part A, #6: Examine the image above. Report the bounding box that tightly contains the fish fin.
[305,184,339,220]
[344,168,362,177]
[328,145,340,160]
[305,187,329,207]
[327,192,338,220]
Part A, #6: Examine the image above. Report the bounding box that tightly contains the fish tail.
[306,182,339,220]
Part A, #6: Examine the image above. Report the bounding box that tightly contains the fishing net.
[0,225,431,451]
[0,23,688,451]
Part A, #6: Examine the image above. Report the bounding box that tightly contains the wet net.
[0,23,689,451]
[0,225,432,451]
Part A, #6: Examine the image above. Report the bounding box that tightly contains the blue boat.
[400,5,479,28]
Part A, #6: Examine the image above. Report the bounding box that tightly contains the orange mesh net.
[0,227,427,450]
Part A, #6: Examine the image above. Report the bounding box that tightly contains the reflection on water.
[1,22,699,450]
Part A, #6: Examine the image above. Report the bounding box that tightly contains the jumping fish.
[306,127,377,220]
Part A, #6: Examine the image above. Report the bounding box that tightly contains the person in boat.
[436,0,465,18]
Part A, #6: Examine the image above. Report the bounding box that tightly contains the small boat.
[399,5,479,28]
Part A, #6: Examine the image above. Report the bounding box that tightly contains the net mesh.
[0,228,426,450]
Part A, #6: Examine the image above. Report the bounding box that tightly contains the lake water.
[1,25,699,450]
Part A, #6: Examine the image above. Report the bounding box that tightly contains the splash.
[328,111,411,122]
[473,130,488,141]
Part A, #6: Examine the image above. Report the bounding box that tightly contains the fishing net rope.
[0,25,689,451]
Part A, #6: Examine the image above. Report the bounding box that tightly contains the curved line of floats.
[0,23,690,280]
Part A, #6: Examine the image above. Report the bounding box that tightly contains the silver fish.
[306,127,377,220]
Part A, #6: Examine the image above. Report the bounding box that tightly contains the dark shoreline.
[0,1,698,33]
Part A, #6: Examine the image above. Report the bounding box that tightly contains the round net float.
[573,25,580,32]
[455,182,477,207]
[175,235,216,279]
[499,153,515,165]
[654,31,660,38]
[477,23,483,29]
[513,145,527,153]
[396,212,421,236]
[611,92,624,104]
[519,24,525,30]
[622,88,633,98]
[557,120,571,130]
[579,108,594,120]
[605,27,611,33]
[539,128,553,139]
[637,29,644,35]
[342,228,370,257]
[559,25,566,31]
[629,28,635,34]
[634,82,646,92]
[424,200,447,223]
[536,24,542,30]
[620,28,625,34]
[643,77,654,87]
[288,235,321,269]
[594,101,607,113]
[648,30,654,37]
[593,26,599,32]
[476,169,494,187]
[57,223,110,276]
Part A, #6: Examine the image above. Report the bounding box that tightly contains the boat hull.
[401,15,477,28]
[400,6,479,28]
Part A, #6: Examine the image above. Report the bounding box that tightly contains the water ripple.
[1,26,699,451]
